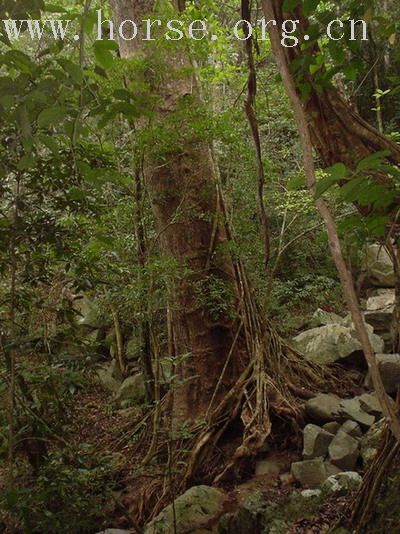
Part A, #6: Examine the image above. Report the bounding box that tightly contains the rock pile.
[291,391,392,487]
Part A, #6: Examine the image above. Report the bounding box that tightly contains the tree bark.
[110,0,247,424]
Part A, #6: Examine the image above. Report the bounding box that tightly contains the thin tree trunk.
[242,0,271,270]
[134,165,155,402]
[111,304,126,375]
[7,176,20,489]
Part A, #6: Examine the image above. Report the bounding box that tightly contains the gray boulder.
[365,244,395,287]
[339,398,375,429]
[97,360,123,393]
[302,424,334,459]
[339,420,362,438]
[74,296,108,329]
[291,458,328,488]
[309,308,342,327]
[305,394,342,423]
[292,321,383,365]
[323,472,362,494]
[115,373,146,403]
[328,431,359,471]
[125,335,141,361]
[358,392,383,419]
[145,485,225,534]
[371,354,400,394]
[364,289,395,335]
[323,422,341,434]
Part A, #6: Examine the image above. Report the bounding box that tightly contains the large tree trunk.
[110,0,247,424]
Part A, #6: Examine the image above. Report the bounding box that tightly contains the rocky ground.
[91,244,399,534]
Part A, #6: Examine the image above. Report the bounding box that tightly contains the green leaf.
[67,187,85,201]
[365,215,389,237]
[343,64,358,81]
[287,174,305,190]
[0,94,14,111]
[38,106,66,128]
[17,154,36,170]
[303,0,321,17]
[315,163,347,198]
[58,58,83,84]
[339,176,366,202]
[3,50,35,73]
[356,150,391,172]
[93,40,118,69]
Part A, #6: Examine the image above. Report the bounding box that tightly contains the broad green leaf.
[93,40,118,69]
[38,106,66,128]
[356,150,391,172]
[58,59,83,84]
[339,177,366,203]
[287,174,305,190]
[0,94,14,111]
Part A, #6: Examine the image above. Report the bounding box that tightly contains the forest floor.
[66,375,354,533]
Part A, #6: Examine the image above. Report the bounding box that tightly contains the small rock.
[329,431,359,471]
[291,458,328,488]
[358,392,383,419]
[323,422,341,434]
[255,458,280,477]
[364,289,395,335]
[300,489,322,498]
[145,485,225,534]
[373,354,400,394]
[324,462,343,476]
[97,360,122,393]
[323,472,362,494]
[115,373,146,403]
[339,420,362,438]
[305,394,342,423]
[309,308,342,327]
[339,398,375,429]
[279,472,295,485]
[96,530,132,534]
[303,424,334,459]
